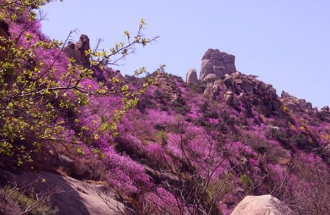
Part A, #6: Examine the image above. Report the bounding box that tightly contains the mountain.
[1,4,330,215]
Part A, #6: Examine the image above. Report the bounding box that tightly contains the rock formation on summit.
[200,48,236,81]
[63,34,117,84]
[63,34,91,67]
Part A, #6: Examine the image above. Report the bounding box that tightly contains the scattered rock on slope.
[231,195,293,215]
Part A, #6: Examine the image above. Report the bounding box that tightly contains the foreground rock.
[0,170,122,215]
[231,195,293,215]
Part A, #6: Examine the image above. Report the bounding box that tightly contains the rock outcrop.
[224,90,238,106]
[63,34,118,84]
[186,68,198,83]
[63,34,91,67]
[200,48,236,81]
[156,72,179,102]
[0,170,121,215]
[280,91,313,112]
[203,71,280,113]
[231,195,293,215]
[321,106,330,113]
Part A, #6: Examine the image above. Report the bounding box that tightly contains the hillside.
[1,2,330,215]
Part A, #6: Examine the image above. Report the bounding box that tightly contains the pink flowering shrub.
[102,146,151,194]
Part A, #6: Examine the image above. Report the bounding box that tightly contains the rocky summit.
[200,48,236,81]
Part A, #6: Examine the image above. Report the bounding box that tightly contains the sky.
[41,0,330,108]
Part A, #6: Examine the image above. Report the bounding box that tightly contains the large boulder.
[200,48,236,81]
[0,170,122,215]
[186,68,198,83]
[231,195,293,215]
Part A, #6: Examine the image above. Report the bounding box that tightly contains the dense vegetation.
[1,1,330,215]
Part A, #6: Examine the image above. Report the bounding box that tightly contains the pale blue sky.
[41,1,330,108]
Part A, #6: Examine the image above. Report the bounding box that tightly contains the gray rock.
[268,87,277,99]
[0,170,122,215]
[231,195,293,215]
[224,91,234,104]
[200,59,214,80]
[63,34,91,67]
[286,102,297,111]
[204,81,222,98]
[298,99,313,110]
[204,73,217,80]
[242,80,254,94]
[200,49,237,81]
[232,97,239,106]
[223,54,235,63]
[214,59,224,67]
[186,68,198,83]
[213,66,226,77]
[321,106,330,112]
[211,49,222,59]
[224,75,233,88]
[202,48,216,60]
[306,102,312,109]
[225,62,236,74]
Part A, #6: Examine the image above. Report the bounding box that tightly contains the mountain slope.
[1,3,330,215]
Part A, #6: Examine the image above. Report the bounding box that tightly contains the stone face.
[231,195,293,215]
[186,68,198,83]
[199,48,236,81]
